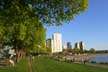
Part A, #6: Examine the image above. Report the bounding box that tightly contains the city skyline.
[45,0,108,50]
[46,33,85,51]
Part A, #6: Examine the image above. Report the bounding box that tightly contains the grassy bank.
[0,56,108,72]
[32,56,108,72]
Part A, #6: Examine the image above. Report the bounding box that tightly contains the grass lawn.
[32,56,108,72]
[0,58,29,72]
[0,56,108,72]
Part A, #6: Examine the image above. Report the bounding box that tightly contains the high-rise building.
[52,33,62,53]
[46,38,53,52]
[67,42,72,49]
[79,41,85,51]
[46,38,52,48]
[74,42,80,49]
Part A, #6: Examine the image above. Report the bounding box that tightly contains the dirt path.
[27,57,33,72]
[86,63,108,69]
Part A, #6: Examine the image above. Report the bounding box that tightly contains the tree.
[67,48,73,53]
[89,48,95,53]
[0,0,88,25]
[0,0,88,57]
[83,49,89,53]
[26,21,46,53]
[73,48,80,54]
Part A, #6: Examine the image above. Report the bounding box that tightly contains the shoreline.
[63,53,108,61]
[64,54,97,62]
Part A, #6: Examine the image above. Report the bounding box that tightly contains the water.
[89,54,108,63]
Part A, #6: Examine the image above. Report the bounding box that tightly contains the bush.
[91,61,96,63]
[99,62,108,64]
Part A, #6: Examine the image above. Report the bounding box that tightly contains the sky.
[45,0,108,50]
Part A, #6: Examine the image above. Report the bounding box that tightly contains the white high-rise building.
[52,33,62,53]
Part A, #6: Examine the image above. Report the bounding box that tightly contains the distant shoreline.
[64,54,97,61]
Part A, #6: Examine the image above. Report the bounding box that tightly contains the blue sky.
[45,0,108,50]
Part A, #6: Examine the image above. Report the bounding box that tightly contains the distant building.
[67,42,72,49]
[79,41,85,51]
[46,38,53,52]
[74,42,80,49]
[46,38,52,48]
[52,33,62,53]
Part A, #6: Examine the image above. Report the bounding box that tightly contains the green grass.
[0,56,108,72]
[32,56,108,72]
[0,58,29,72]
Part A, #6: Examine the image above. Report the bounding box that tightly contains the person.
[73,57,76,62]
[84,60,86,64]
[9,59,15,66]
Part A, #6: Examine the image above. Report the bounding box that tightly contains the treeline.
[63,48,108,54]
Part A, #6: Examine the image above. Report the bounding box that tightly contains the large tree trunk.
[16,49,26,63]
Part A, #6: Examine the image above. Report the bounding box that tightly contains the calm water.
[89,54,108,63]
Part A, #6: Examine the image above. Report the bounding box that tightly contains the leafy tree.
[67,48,73,53]
[73,48,80,54]
[89,48,95,53]
[83,49,89,53]
[26,21,46,53]
[0,0,88,25]
[46,47,51,53]
[0,0,88,57]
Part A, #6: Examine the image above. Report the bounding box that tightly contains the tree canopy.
[0,0,88,54]
[0,0,88,26]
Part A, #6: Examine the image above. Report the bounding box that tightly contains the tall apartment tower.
[79,41,85,51]
[46,39,52,48]
[74,42,80,49]
[52,33,62,53]
[67,42,72,49]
